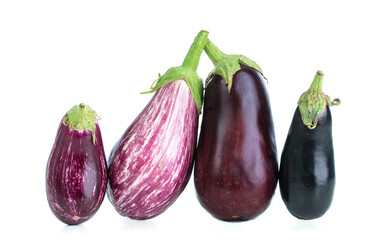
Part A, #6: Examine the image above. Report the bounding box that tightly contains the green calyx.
[63,103,97,144]
[298,70,341,129]
[142,30,208,114]
[204,39,264,93]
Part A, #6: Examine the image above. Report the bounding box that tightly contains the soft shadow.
[61,224,87,233]
[122,218,159,231]
[292,219,319,231]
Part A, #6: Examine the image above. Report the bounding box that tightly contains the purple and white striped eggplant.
[107,30,208,220]
[46,103,107,225]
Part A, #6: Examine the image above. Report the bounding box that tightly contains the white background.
[0,0,373,239]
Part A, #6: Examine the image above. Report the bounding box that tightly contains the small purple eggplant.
[107,30,208,220]
[46,103,107,225]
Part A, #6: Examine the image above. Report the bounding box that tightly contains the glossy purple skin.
[108,80,198,220]
[46,121,107,225]
[194,65,278,221]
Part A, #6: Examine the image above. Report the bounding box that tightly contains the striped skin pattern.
[108,80,198,219]
[46,122,107,225]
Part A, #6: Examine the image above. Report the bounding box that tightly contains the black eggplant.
[279,70,340,220]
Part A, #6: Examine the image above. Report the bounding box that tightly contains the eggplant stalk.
[298,70,340,129]
[63,103,97,144]
[204,39,264,92]
[142,30,208,114]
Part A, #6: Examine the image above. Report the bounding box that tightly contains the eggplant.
[107,30,208,220]
[279,70,340,220]
[46,103,107,225]
[194,40,278,221]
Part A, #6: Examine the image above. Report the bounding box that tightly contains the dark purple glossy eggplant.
[46,103,107,225]
[279,71,340,220]
[194,40,278,221]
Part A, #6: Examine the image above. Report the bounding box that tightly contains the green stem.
[142,30,208,114]
[182,30,209,71]
[63,103,97,144]
[298,70,340,129]
[203,39,264,92]
[309,70,324,92]
[204,40,226,66]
